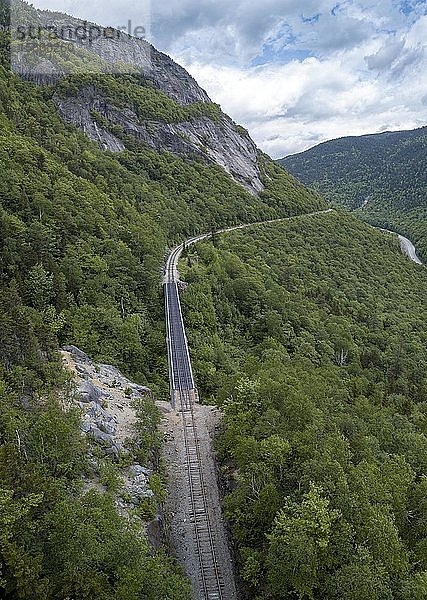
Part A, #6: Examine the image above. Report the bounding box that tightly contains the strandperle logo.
[9,0,152,76]
[14,21,148,43]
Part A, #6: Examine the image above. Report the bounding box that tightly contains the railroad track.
[164,258,227,598]
[180,390,225,600]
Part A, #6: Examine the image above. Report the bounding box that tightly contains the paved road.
[398,234,423,265]
[360,201,422,265]
[376,227,423,265]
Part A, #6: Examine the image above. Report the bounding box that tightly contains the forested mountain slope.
[280,127,427,261]
[179,210,427,599]
[0,2,325,597]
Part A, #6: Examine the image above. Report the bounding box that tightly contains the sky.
[30,0,427,157]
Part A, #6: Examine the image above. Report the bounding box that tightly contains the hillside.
[11,0,259,194]
[279,127,427,260]
[3,1,427,598]
[0,1,325,597]
[179,210,427,599]
[1,0,325,381]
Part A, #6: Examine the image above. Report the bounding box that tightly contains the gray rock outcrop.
[62,345,155,505]
[18,8,264,194]
[63,345,146,460]
[55,86,263,193]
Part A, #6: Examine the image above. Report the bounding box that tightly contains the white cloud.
[365,38,405,70]
[172,4,427,157]
[30,0,151,31]
[180,26,426,158]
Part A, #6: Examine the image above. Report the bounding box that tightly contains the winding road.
[397,234,422,265]
[376,227,423,266]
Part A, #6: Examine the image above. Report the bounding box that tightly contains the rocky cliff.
[54,85,263,193]
[17,5,263,194]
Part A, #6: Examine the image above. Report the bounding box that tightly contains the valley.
[178,210,427,599]
[1,1,426,599]
[280,126,427,262]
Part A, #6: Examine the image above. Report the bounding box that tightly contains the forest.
[2,0,427,596]
[280,127,427,261]
[0,8,326,596]
[179,211,427,599]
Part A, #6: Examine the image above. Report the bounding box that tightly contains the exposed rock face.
[62,346,158,533]
[27,9,264,194]
[34,11,210,105]
[146,48,211,106]
[55,87,263,192]
[62,344,150,462]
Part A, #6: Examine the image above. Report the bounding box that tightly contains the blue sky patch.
[251,47,313,66]
[400,0,414,14]
[251,26,315,66]
[399,0,427,15]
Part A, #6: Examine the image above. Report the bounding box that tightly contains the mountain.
[0,2,325,597]
[279,126,427,260]
[0,0,325,381]
[12,0,265,193]
[3,2,427,599]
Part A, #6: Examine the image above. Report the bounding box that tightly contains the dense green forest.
[279,127,427,261]
[0,2,326,595]
[3,1,427,597]
[179,210,427,599]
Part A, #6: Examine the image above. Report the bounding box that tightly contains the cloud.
[172,3,427,157]
[152,0,415,64]
[365,38,405,70]
[181,24,426,158]
[297,13,374,53]
[30,0,151,31]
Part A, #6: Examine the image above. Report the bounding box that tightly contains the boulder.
[75,364,90,376]
[98,364,123,381]
[128,484,154,503]
[85,402,113,421]
[96,420,117,436]
[80,421,93,434]
[129,464,152,478]
[63,345,91,363]
[91,427,113,445]
[127,383,151,397]
[77,381,104,404]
